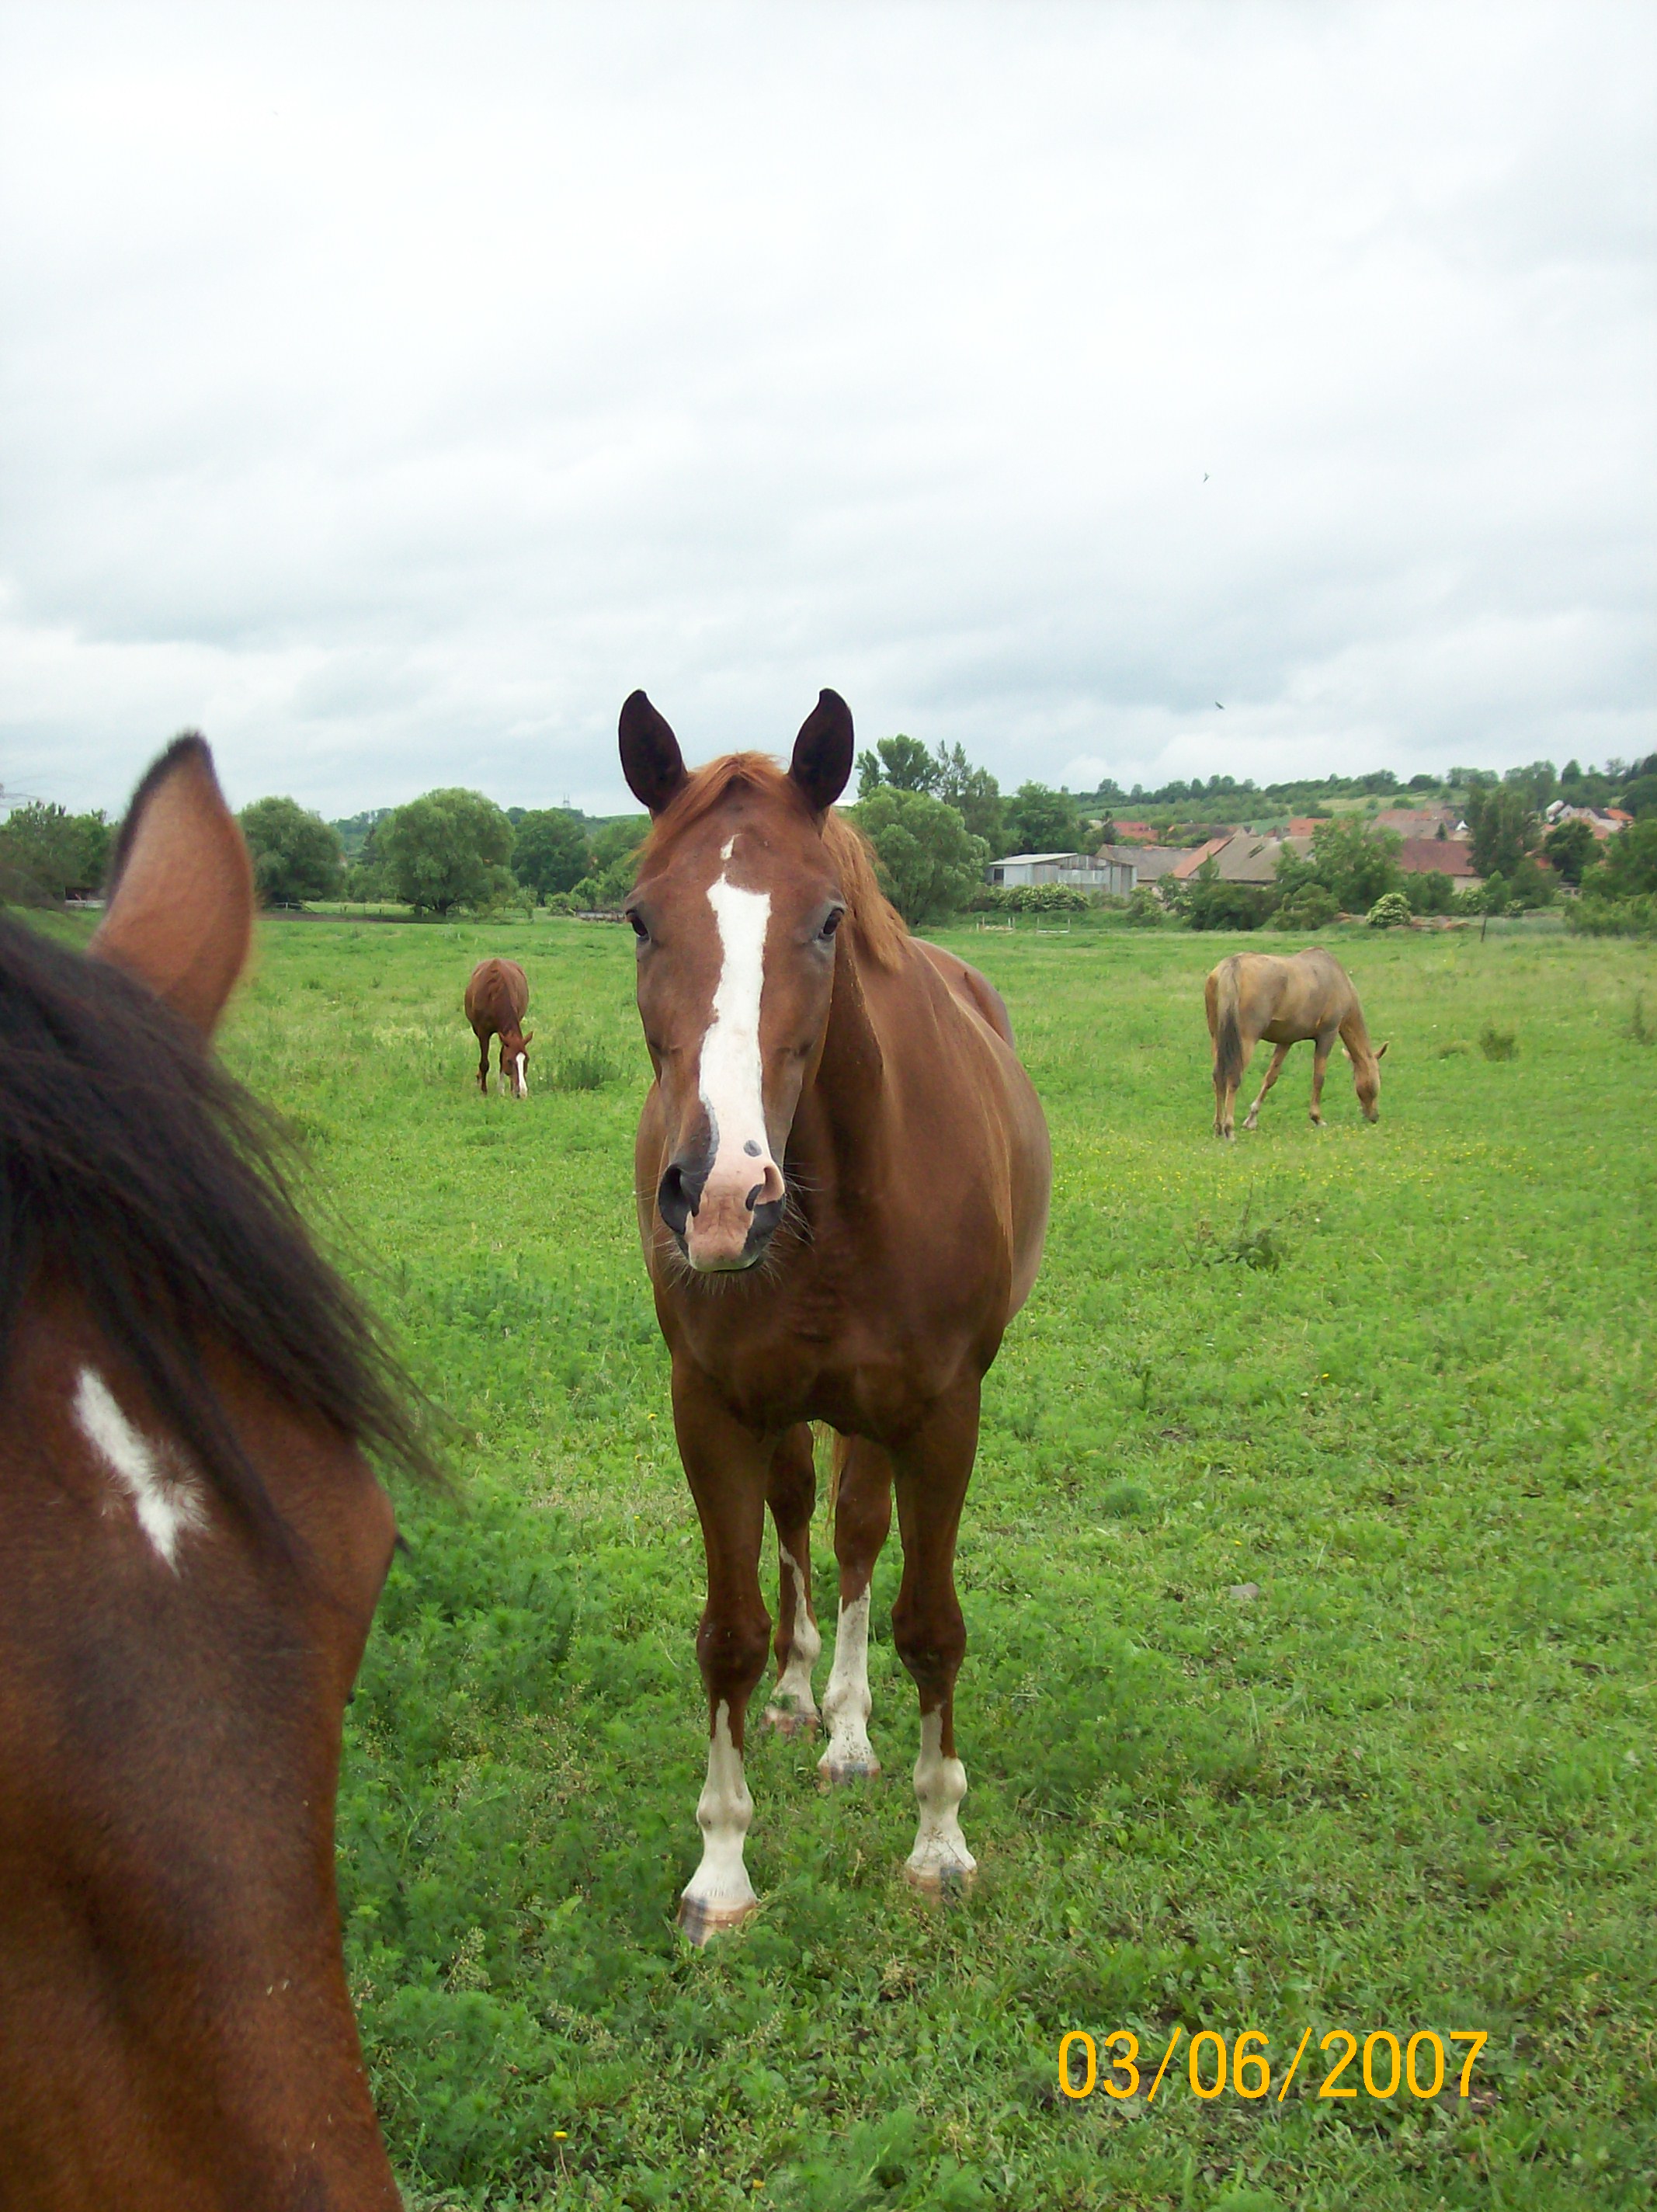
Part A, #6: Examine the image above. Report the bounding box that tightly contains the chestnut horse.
[619,689,1051,1942]
[0,737,431,2207]
[465,956,532,1097]
[1206,947,1387,1139]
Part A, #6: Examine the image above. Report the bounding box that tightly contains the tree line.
[2,742,1651,934]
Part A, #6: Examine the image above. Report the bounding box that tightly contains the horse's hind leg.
[891,1386,979,1892]
[818,1435,893,1785]
[1242,1042,1292,1131]
[670,1371,773,1942]
[763,1424,821,1735]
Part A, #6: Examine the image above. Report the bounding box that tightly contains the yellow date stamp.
[1058,2026,1488,2105]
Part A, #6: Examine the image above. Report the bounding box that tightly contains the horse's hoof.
[677,1894,758,1946]
[818,1753,881,1786]
[905,1861,978,1899]
[763,1704,820,1737]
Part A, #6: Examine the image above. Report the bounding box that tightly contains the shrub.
[1272,882,1339,932]
[1567,892,1657,938]
[1182,865,1274,931]
[1367,890,1414,929]
[1402,869,1455,915]
[1124,885,1165,927]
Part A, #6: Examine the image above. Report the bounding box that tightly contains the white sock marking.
[770,1546,821,1717]
[74,1367,207,1570]
[681,1699,756,1918]
[907,1709,975,1883]
[818,1588,877,1776]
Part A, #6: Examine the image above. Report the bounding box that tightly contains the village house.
[1395,838,1478,884]
[1545,801,1633,841]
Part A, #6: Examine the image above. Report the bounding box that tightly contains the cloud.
[1,0,1652,818]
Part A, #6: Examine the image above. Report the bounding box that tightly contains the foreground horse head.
[620,688,858,1272]
[1205,946,1387,1139]
[0,736,427,2206]
[619,691,1051,1944]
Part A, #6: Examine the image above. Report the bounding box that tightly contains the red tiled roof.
[1168,836,1231,882]
[1396,838,1475,877]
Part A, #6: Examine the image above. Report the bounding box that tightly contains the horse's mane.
[638,753,908,973]
[0,917,438,1542]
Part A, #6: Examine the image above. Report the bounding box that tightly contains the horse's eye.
[820,909,844,941]
[628,911,648,941]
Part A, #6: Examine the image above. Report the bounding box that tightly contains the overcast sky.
[2,2,1652,819]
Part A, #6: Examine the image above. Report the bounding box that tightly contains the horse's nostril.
[658,1154,709,1237]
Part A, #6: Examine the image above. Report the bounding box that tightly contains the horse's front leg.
[890,1386,980,1892]
[475,1031,492,1095]
[1309,1027,1337,1125]
[763,1424,821,1734]
[819,1435,893,1785]
[1242,1042,1292,1131]
[671,1368,773,1943]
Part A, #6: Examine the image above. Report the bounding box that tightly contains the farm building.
[986,850,1136,896]
[1172,833,1313,885]
[1097,842,1189,883]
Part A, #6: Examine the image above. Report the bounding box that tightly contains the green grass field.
[104,912,1657,2207]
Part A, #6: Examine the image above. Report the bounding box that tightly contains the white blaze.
[73,1367,207,1570]
[514,1051,527,1098]
[680,1699,756,1921]
[906,1709,975,1886]
[818,1588,878,1779]
[700,872,773,1180]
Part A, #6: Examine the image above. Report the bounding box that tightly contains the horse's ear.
[619,691,688,816]
[91,733,253,1038]
[1376,1041,1388,1059]
[523,1030,534,1044]
[790,690,855,815]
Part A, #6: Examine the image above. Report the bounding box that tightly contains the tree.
[932,743,1007,854]
[238,796,345,906]
[1003,782,1079,855]
[1464,786,1537,881]
[1402,869,1454,915]
[855,735,940,798]
[851,788,988,923]
[1181,861,1273,931]
[377,789,515,914]
[0,803,111,903]
[587,816,650,905]
[1542,818,1597,885]
[1277,816,1401,913]
[512,808,590,899]
[1589,817,1657,900]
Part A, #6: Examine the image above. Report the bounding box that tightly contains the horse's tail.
[1212,962,1245,1094]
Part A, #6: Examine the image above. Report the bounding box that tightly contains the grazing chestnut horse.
[1207,947,1387,1139]
[465,956,532,1097]
[0,736,430,2207]
[619,689,1051,1942]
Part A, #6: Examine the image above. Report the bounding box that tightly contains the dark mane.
[0,916,438,1540]
[639,753,909,972]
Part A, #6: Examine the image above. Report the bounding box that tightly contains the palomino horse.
[1206,947,1387,1139]
[465,956,533,1097]
[618,689,1051,1942]
[0,736,430,2207]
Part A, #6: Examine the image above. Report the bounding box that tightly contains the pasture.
[79,913,1657,2207]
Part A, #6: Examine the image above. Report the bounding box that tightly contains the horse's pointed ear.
[790,689,855,815]
[1376,1041,1388,1059]
[619,691,688,816]
[90,733,253,1038]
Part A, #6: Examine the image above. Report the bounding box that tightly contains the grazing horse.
[465,957,533,1097]
[618,689,1051,1942]
[1206,947,1387,1139]
[0,736,432,2207]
